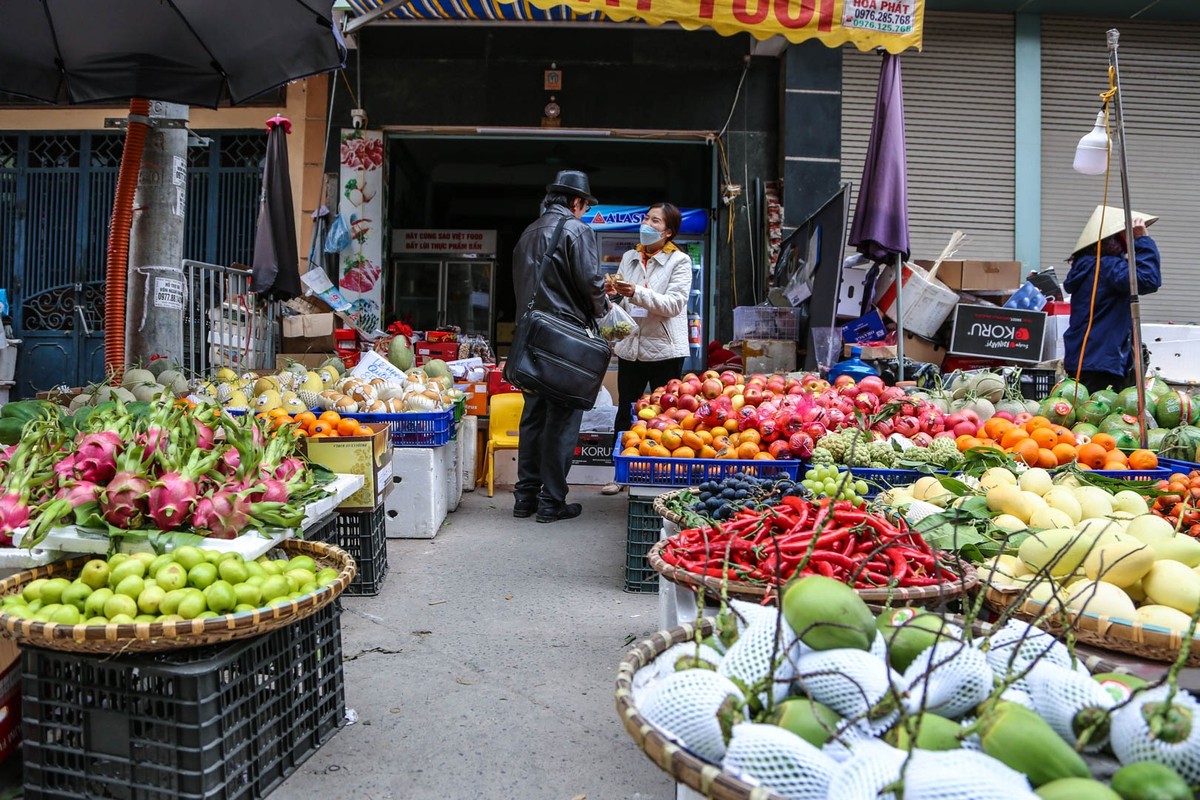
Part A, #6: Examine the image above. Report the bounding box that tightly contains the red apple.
[634,398,650,412]
[678,394,699,412]
[660,392,678,410]
[670,408,691,422]
[665,378,683,393]
[702,370,720,381]
[833,375,857,389]
[679,380,699,397]
[742,386,764,406]
[858,375,886,396]
[701,378,724,399]
[719,370,742,387]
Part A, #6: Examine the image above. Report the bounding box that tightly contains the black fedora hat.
[546,169,597,206]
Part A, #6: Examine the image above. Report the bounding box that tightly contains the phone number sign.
[843,0,917,34]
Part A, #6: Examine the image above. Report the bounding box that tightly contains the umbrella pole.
[894,254,905,382]
[1108,28,1148,448]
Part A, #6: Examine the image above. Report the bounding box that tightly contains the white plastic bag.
[598,303,636,342]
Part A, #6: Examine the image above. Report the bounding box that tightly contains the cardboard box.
[456,381,488,416]
[487,364,518,396]
[841,310,887,344]
[299,423,393,512]
[837,260,875,318]
[914,259,1022,293]
[276,353,337,371]
[573,432,615,466]
[848,331,946,366]
[282,312,338,353]
[415,341,460,365]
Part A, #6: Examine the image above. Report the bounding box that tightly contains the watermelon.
[1052,378,1089,406]
[1155,391,1193,429]
[1077,398,1113,427]
[1144,375,1172,402]
[1160,426,1200,462]
[1071,422,1100,441]
[1114,386,1143,416]
[1100,413,1140,435]
[1090,386,1120,408]
[1040,397,1076,427]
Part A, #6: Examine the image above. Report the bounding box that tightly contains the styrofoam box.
[0,341,20,382]
[446,422,462,512]
[0,382,13,406]
[386,445,451,539]
[494,450,615,487]
[460,415,478,493]
[1144,323,1200,385]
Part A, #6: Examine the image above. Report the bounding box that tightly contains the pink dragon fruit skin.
[139,428,171,460]
[74,431,121,483]
[56,482,100,508]
[191,491,250,539]
[100,471,150,530]
[53,453,78,481]
[219,448,241,476]
[0,492,29,541]
[147,473,200,531]
[0,444,17,464]
[274,457,303,482]
[247,479,289,504]
[195,422,216,451]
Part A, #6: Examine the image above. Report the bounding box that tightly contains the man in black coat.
[510,170,609,523]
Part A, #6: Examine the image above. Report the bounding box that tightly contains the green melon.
[1052,378,1089,406]
[1071,422,1100,441]
[1040,396,1076,427]
[1144,375,1173,402]
[422,358,451,379]
[1114,386,1143,416]
[1155,391,1191,429]
[1077,398,1113,427]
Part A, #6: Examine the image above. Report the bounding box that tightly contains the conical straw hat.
[1072,204,1158,256]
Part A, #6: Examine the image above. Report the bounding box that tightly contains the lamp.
[1073,110,1110,175]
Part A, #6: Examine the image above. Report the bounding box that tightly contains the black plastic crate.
[22,602,345,800]
[1015,368,1056,401]
[320,507,387,596]
[625,494,662,594]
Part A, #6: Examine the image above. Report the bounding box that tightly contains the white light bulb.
[1073,110,1110,175]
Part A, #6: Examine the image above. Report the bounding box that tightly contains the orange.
[318,410,342,423]
[661,429,684,451]
[1010,438,1040,466]
[698,444,718,459]
[679,414,699,431]
[736,442,760,459]
[753,451,775,460]
[1030,427,1058,449]
[1076,442,1108,469]
[1053,426,1076,446]
[1091,433,1117,452]
[955,434,978,452]
[681,431,704,451]
[620,446,640,456]
[1025,416,1052,431]
[739,429,762,446]
[293,428,308,437]
[645,429,663,443]
[1037,447,1058,469]
[267,407,289,419]
[672,446,696,459]
[1000,427,1030,449]
[1103,459,1127,471]
[638,440,656,456]
[696,430,714,446]
[1104,448,1129,467]
[311,421,336,436]
[1051,443,1077,464]
[271,415,294,430]
[294,411,317,430]
[336,418,362,437]
[1129,449,1159,470]
[983,417,1015,440]
[645,444,671,458]
[621,431,641,448]
[308,432,329,439]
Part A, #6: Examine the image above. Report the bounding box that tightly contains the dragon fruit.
[192,490,252,539]
[195,420,216,451]
[101,471,150,529]
[275,456,304,482]
[53,453,78,482]
[74,431,122,484]
[147,449,221,531]
[247,479,290,504]
[56,482,99,508]
[0,493,30,544]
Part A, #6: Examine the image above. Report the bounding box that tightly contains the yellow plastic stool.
[483,392,524,497]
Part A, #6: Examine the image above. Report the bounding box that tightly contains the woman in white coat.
[602,202,693,495]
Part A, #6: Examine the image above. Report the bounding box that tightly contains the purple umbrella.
[848,52,910,375]
[251,115,301,300]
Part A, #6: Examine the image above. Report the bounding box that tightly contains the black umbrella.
[0,0,346,107]
[252,115,301,300]
[847,52,911,376]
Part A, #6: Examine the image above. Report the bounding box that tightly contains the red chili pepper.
[809,550,859,570]
[886,549,910,583]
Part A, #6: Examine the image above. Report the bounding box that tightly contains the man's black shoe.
[513,503,537,518]
[535,503,582,523]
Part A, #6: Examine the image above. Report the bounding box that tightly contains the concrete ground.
[273,485,675,800]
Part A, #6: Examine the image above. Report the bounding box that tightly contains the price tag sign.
[949,304,1047,364]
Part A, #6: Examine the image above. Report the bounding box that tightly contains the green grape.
[855,480,868,495]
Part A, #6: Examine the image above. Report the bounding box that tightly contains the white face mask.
[639,223,661,247]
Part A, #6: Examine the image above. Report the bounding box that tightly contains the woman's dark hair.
[650,202,682,242]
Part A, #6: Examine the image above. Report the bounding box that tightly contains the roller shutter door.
[1041,16,1200,324]
[841,12,1016,262]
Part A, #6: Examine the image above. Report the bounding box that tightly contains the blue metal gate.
[0,131,265,399]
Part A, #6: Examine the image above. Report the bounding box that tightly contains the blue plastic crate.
[613,445,801,487]
[341,409,452,448]
[1087,467,1171,481]
[849,467,928,498]
[1158,457,1200,476]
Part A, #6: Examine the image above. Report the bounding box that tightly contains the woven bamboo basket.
[648,539,978,608]
[652,490,690,527]
[0,539,356,654]
[616,619,787,800]
[983,583,1200,667]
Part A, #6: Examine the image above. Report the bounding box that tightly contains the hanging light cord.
[1074,67,1119,385]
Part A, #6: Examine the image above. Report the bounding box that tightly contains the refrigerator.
[587,206,709,373]
[385,256,495,337]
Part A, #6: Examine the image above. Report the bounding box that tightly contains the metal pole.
[125,101,188,365]
[895,254,905,381]
[1108,28,1148,447]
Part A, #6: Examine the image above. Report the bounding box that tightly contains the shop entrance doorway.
[385,131,714,357]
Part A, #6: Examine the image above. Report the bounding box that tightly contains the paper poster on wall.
[337,129,385,334]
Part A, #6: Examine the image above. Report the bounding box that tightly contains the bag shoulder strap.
[526,215,570,312]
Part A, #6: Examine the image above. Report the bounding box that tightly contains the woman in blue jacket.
[1063,205,1161,392]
